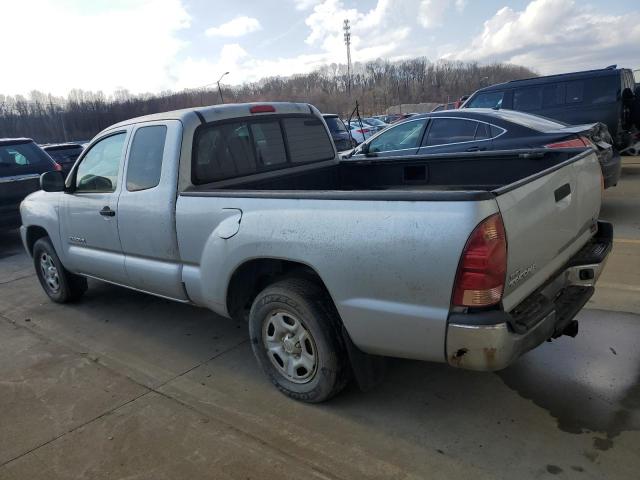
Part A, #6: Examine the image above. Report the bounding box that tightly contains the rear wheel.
[33,237,87,303]
[248,278,350,402]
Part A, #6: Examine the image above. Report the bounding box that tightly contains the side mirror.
[40,171,65,192]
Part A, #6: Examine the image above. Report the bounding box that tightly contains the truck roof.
[472,66,624,94]
[104,102,317,132]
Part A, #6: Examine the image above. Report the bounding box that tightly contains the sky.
[1,0,639,97]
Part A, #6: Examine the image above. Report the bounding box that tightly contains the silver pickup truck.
[20,102,612,402]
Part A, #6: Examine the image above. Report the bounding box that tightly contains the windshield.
[466,91,504,109]
[364,118,386,126]
[324,117,347,133]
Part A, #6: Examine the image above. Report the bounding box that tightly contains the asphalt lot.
[1,158,639,479]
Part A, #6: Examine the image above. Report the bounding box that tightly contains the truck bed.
[185,150,578,197]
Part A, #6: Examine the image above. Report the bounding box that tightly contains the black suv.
[41,142,85,176]
[322,114,355,152]
[462,66,640,151]
[1,138,60,230]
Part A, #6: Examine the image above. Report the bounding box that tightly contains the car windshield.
[324,117,347,133]
[467,91,504,109]
[364,118,386,126]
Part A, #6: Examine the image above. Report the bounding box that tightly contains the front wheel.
[33,237,87,303]
[248,278,350,402]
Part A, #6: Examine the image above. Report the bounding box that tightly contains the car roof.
[472,66,624,94]
[104,102,316,132]
[390,108,568,130]
[0,137,34,146]
[41,143,84,150]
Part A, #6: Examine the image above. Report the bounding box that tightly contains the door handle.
[554,183,571,202]
[99,206,116,217]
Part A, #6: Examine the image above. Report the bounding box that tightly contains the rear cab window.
[193,114,334,184]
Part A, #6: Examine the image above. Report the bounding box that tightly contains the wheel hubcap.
[262,311,318,384]
[39,253,60,293]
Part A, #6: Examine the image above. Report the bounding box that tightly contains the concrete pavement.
[0,158,639,479]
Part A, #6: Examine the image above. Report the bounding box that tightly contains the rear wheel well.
[26,226,49,256]
[226,259,333,321]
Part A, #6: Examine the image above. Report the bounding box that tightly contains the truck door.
[117,121,188,301]
[59,131,129,284]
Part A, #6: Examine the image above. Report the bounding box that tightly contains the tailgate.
[495,150,602,311]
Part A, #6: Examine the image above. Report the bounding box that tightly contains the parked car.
[41,142,84,176]
[346,121,374,144]
[349,108,621,188]
[462,66,640,151]
[1,138,61,230]
[322,114,355,152]
[361,117,389,132]
[21,102,611,403]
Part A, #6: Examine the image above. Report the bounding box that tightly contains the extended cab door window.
[126,125,167,191]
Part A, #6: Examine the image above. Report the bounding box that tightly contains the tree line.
[0,59,535,143]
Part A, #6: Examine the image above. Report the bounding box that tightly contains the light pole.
[217,71,229,104]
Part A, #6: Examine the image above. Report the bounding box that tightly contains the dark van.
[462,66,639,151]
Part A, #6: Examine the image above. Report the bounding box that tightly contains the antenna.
[343,19,352,98]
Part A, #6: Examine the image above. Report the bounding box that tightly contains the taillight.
[452,213,507,308]
[53,162,62,172]
[355,128,370,134]
[249,105,275,114]
[544,137,590,149]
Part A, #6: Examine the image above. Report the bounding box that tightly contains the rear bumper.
[446,221,613,371]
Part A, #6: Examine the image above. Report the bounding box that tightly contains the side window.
[513,86,543,111]
[250,121,287,166]
[126,126,167,192]
[542,84,565,107]
[282,117,334,163]
[368,119,426,153]
[587,76,617,104]
[425,119,478,146]
[75,133,126,193]
[566,81,584,103]
[475,123,491,140]
[467,91,504,109]
[490,124,505,138]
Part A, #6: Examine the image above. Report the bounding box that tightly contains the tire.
[33,237,87,303]
[248,278,350,403]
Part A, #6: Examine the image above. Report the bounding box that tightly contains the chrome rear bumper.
[446,221,612,371]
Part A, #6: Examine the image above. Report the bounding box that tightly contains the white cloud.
[293,0,321,10]
[205,16,262,38]
[454,0,467,13]
[0,0,190,96]
[418,0,450,28]
[445,0,640,74]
